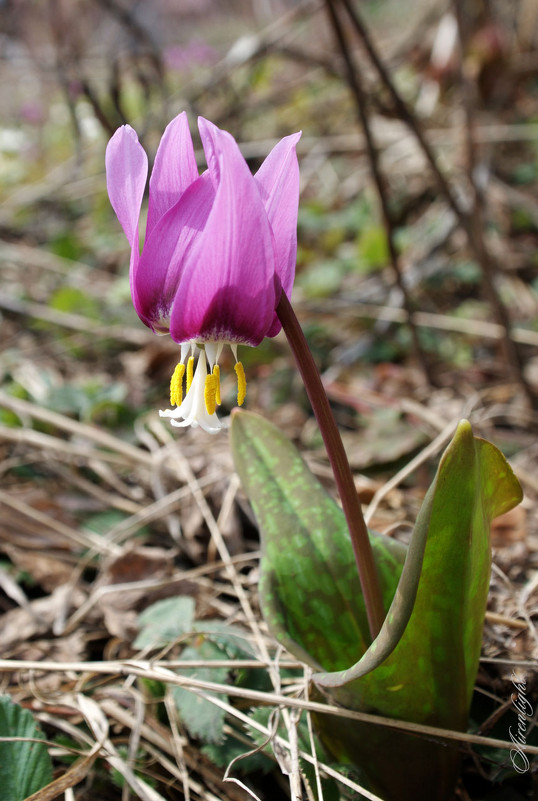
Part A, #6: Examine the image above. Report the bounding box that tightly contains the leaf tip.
[230,407,261,442]
[455,418,473,440]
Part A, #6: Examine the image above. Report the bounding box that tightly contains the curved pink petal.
[254,132,301,337]
[254,131,301,296]
[135,172,215,332]
[168,118,276,346]
[106,125,148,250]
[146,111,199,241]
[105,125,148,311]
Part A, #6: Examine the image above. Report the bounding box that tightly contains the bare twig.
[325,0,434,385]
[335,0,536,407]
[452,0,536,408]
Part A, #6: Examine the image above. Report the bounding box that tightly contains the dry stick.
[0,390,153,467]
[276,292,385,639]
[0,490,120,556]
[104,695,384,801]
[338,0,536,408]
[23,747,101,801]
[94,0,164,82]
[325,0,433,386]
[4,658,538,758]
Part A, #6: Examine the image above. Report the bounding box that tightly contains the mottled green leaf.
[0,695,53,801]
[313,422,522,799]
[231,413,523,801]
[315,420,523,706]
[231,411,407,674]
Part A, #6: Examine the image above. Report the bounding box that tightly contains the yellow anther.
[186,355,195,393]
[234,361,246,406]
[204,373,218,415]
[212,364,221,406]
[170,362,186,406]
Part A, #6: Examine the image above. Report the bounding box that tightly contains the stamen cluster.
[161,343,246,433]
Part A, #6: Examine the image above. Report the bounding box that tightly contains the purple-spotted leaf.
[231,410,408,672]
[231,413,522,801]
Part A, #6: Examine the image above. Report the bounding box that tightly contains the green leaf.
[298,260,348,299]
[231,413,523,801]
[134,596,195,648]
[171,622,256,743]
[357,225,389,271]
[202,727,274,773]
[192,621,254,658]
[315,421,523,707]
[172,639,229,744]
[49,286,99,319]
[135,601,256,744]
[0,695,53,801]
[231,411,407,674]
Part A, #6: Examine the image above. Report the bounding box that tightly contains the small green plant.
[135,597,271,747]
[231,413,522,800]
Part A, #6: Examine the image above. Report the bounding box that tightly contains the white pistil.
[160,348,224,434]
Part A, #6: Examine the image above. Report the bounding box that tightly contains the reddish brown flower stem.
[276,292,385,640]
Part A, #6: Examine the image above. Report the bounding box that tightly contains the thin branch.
[452,0,536,408]
[325,0,434,385]
[337,0,536,407]
[2,658,538,757]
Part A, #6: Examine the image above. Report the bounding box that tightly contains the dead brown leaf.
[95,544,178,638]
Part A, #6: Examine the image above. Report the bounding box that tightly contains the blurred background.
[2,0,538,427]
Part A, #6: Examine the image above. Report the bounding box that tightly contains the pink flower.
[106,112,301,432]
